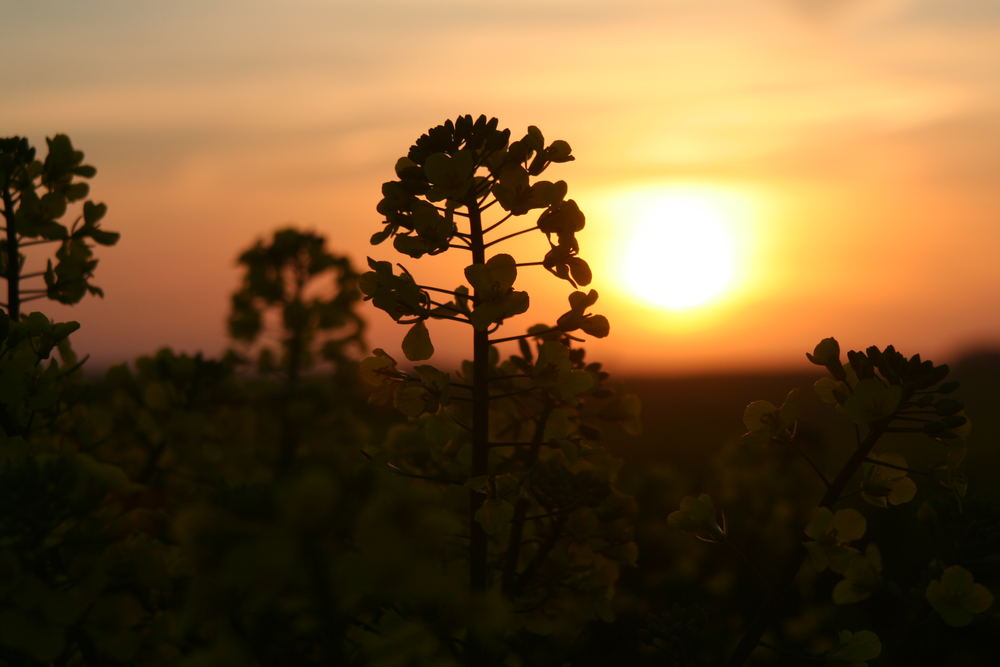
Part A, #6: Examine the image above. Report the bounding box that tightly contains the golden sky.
[5,0,1000,373]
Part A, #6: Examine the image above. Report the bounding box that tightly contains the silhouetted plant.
[0,138,157,666]
[0,135,118,320]
[360,114,640,663]
[228,226,365,384]
[668,338,988,665]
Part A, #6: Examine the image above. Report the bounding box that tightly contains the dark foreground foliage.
[0,130,995,666]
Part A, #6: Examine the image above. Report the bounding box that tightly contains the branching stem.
[490,327,561,345]
[2,187,19,319]
[726,422,887,666]
[484,225,538,249]
[483,212,514,235]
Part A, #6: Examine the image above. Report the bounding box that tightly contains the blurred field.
[616,352,1000,502]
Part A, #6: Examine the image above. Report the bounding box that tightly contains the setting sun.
[617,189,746,311]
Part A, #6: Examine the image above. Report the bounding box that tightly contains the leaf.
[832,545,882,604]
[581,314,610,338]
[547,139,573,162]
[465,254,518,294]
[861,453,917,507]
[842,378,902,424]
[668,493,724,541]
[743,400,778,432]
[544,407,575,440]
[538,199,585,236]
[39,191,67,220]
[83,201,108,226]
[566,256,592,286]
[807,337,840,367]
[475,498,514,537]
[926,565,994,627]
[401,321,434,361]
[804,508,866,572]
[423,150,474,199]
[89,228,120,246]
[359,348,398,386]
[831,508,867,543]
[826,630,881,665]
[556,369,595,399]
[394,384,427,417]
[814,376,849,405]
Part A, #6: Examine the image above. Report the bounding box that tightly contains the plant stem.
[502,408,550,595]
[2,186,18,319]
[484,225,538,249]
[483,212,514,234]
[467,195,491,665]
[490,327,561,344]
[726,422,887,666]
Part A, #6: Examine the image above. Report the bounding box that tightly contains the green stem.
[726,422,887,667]
[490,327,561,345]
[466,195,491,666]
[484,225,538,248]
[501,407,551,595]
[2,186,18,319]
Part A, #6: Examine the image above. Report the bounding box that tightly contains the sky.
[4,0,1000,374]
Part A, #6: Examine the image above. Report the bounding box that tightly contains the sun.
[619,188,743,311]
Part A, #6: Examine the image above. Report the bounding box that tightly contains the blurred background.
[5,0,999,374]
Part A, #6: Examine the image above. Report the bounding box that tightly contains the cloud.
[779,0,911,24]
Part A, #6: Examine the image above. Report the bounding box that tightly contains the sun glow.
[616,187,748,311]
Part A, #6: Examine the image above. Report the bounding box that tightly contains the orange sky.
[5,0,1000,374]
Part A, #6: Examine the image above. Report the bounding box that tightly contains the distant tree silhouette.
[228,227,365,385]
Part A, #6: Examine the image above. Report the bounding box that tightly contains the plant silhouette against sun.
[360,115,639,663]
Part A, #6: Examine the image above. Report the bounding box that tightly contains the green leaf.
[394,384,428,417]
[556,369,596,399]
[423,150,474,199]
[831,508,867,543]
[814,376,849,405]
[39,191,67,220]
[832,545,882,604]
[544,407,575,440]
[89,228,120,245]
[926,565,994,627]
[538,199,585,236]
[826,630,881,665]
[668,493,724,541]
[842,378,902,423]
[807,337,840,367]
[804,508,866,572]
[359,348,398,386]
[402,320,434,361]
[465,254,518,294]
[581,314,610,338]
[743,400,778,432]
[566,256,592,286]
[65,181,89,201]
[475,498,514,537]
[861,453,917,507]
[547,139,573,162]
